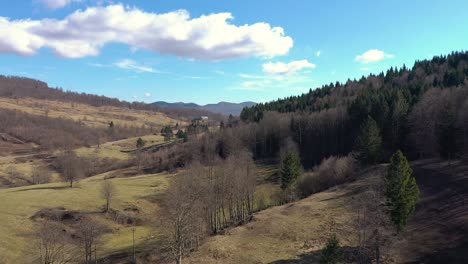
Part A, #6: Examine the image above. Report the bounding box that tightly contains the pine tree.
[385,150,420,232]
[280,152,301,190]
[320,234,343,264]
[354,116,382,164]
[136,137,145,149]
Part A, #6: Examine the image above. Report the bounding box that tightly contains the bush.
[320,234,343,264]
[298,155,355,197]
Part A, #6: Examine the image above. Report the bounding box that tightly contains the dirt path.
[401,159,468,263]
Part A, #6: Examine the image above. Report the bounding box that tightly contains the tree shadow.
[13,185,71,192]
[269,246,360,264]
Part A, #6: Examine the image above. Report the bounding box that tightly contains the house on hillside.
[192,116,209,124]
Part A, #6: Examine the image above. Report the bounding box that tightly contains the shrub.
[320,233,343,264]
[298,155,355,197]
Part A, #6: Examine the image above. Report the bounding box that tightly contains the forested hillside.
[239,51,468,166]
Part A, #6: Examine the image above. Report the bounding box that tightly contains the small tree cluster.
[161,126,174,141]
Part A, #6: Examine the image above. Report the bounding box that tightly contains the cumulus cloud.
[262,59,316,75]
[144,92,152,97]
[355,49,393,63]
[37,0,81,9]
[0,4,293,60]
[316,51,321,57]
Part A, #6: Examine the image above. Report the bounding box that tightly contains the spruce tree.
[320,234,343,264]
[354,116,382,164]
[280,152,301,190]
[385,150,420,232]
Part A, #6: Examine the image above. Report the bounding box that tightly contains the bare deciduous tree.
[162,165,207,264]
[56,151,83,188]
[75,218,105,264]
[353,176,393,264]
[100,180,116,212]
[34,221,74,264]
[32,165,52,185]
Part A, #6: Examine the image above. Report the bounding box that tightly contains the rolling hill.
[153,101,256,116]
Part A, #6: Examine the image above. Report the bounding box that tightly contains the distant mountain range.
[152,101,256,116]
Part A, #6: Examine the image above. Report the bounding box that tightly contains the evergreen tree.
[109,121,114,128]
[136,137,145,149]
[385,150,420,232]
[280,152,301,190]
[354,116,382,164]
[176,130,188,142]
[161,126,174,141]
[320,234,343,264]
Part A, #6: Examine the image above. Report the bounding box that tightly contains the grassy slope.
[0,172,170,263]
[0,97,185,129]
[189,167,385,264]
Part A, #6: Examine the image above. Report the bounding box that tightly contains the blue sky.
[1,0,468,104]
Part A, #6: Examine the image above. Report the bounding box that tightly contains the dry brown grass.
[189,167,385,264]
[0,97,186,129]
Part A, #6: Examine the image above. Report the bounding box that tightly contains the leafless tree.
[100,180,116,212]
[353,176,393,264]
[162,166,207,264]
[34,221,74,264]
[56,151,83,188]
[32,165,52,185]
[75,218,105,264]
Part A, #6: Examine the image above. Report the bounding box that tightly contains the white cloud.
[37,0,81,9]
[316,51,321,57]
[0,4,293,60]
[113,59,162,73]
[355,49,393,63]
[262,59,316,75]
[361,67,369,71]
[235,69,313,92]
[144,92,152,97]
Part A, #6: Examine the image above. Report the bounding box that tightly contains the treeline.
[0,108,151,150]
[239,51,468,165]
[0,75,223,121]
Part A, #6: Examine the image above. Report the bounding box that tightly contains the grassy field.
[74,134,167,160]
[0,97,185,129]
[0,171,171,263]
[0,134,167,187]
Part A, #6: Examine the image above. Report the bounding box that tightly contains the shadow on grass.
[270,246,360,264]
[13,185,71,192]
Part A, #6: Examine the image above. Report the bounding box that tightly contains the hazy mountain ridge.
[153,101,256,116]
